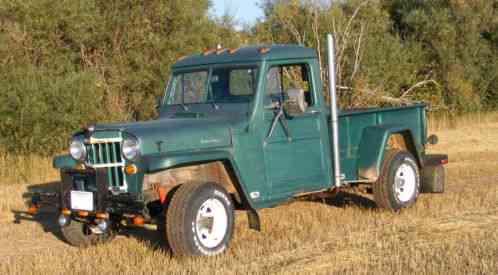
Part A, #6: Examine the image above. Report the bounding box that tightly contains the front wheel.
[373,149,420,212]
[166,182,234,256]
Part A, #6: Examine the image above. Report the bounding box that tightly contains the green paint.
[54,44,429,210]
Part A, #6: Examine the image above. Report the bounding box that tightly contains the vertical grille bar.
[105,143,112,185]
[98,143,103,164]
[91,144,97,164]
[105,143,111,163]
[86,138,126,191]
[110,142,117,164]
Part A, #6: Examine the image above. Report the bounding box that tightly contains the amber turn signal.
[96,212,109,219]
[61,208,71,216]
[133,215,145,226]
[73,163,86,170]
[125,164,138,175]
[78,211,89,217]
[27,205,39,215]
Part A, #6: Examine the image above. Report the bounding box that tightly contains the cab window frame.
[264,62,315,107]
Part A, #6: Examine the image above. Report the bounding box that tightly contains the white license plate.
[70,191,94,211]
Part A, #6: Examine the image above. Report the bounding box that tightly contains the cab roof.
[172,44,317,69]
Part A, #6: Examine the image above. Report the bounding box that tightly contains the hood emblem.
[200,138,220,144]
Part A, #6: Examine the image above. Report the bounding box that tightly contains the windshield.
[166,66,259,105]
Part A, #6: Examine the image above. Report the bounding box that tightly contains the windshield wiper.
[210,100,220,110]
[180,102,189,111]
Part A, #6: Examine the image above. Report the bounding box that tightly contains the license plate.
[70,191,94,211]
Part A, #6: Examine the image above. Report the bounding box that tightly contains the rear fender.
[357,125,423,181]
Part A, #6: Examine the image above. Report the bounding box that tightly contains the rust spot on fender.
[359,165,378,181]
[142,161,238,204]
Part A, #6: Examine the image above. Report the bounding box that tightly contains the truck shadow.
[306,191,377,210]
[13,181,171,253]
[13,181,66,241]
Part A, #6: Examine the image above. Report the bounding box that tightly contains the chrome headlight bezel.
[69,138,87,161]
[121,135,140,161]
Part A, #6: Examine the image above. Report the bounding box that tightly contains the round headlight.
[69,139,87,161]
[122,136,140,161]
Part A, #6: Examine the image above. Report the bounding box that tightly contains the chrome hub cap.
[195,198,228,248]
[394,163,417,203]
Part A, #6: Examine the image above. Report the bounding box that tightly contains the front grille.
[86,137,127,192]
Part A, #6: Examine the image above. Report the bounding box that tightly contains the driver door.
[262,62,328,200]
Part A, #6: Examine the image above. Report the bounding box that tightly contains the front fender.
[142,150,234,173]
[141,150,256,209]
[53,155,77,169]
[357,125,422,181]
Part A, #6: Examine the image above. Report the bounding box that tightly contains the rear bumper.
[423,154,448,166]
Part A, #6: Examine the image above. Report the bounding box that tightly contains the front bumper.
[32,168,145,217]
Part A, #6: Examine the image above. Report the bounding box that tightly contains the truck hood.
[94,116,243,155]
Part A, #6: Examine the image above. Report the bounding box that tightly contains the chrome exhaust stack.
[327,34,343,188]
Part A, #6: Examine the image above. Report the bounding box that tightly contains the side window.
[170,71,208,105]
[229,68,257,96]
[182,71,208,104]
[266,67,282,96]
[265,63,313,106]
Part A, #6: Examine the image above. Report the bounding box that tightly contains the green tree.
[0,0,242,155]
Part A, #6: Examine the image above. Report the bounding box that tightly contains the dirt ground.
[0,114,497,274]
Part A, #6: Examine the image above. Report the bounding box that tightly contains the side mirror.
[283,89,307,116]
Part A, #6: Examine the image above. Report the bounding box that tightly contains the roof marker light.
[216,48,227,55]
[228,48,239,54]
[203,49,216,56]
[258,47,271,54]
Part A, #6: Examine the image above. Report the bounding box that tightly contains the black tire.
[373,149,421,212]
[166,182,234,256]
[60,219,115,247]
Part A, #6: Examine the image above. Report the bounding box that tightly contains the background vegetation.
[0,0,497,155]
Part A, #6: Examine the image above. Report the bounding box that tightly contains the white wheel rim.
[394,162,417,203]
[195,198,228,249]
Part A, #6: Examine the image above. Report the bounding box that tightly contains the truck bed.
[329,103,427,181]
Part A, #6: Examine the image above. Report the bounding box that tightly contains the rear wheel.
[166,182,234,256]
[60,219,115,247]
[373,149,420,212]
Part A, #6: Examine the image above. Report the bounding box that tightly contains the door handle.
[309,110,321,114]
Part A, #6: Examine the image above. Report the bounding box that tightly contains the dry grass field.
[0,113,497,274]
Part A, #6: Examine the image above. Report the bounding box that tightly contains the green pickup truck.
[32,35,447,256]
